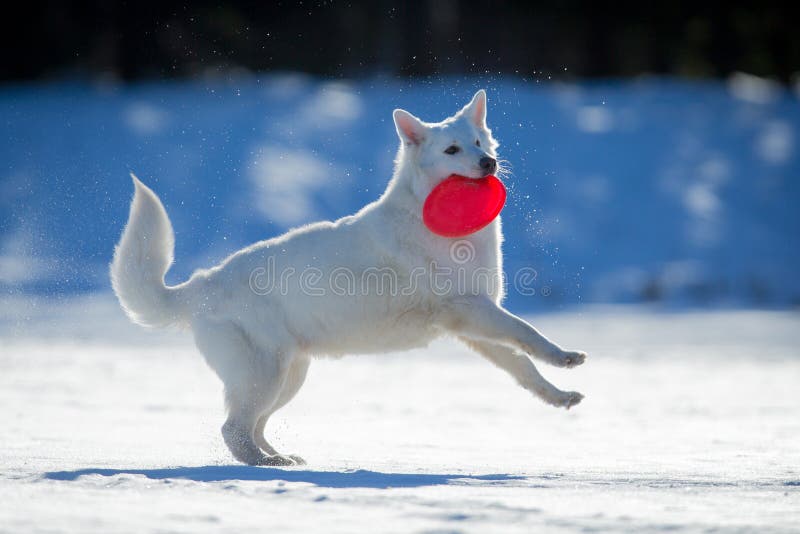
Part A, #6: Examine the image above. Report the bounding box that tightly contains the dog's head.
[392,90,500,196]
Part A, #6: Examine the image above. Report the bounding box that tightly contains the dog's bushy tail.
[110,174,187,328]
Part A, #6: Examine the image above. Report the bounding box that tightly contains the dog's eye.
[444,145,460,155]
[476,139,481,147]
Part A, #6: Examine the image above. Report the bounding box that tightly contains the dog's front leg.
[437,296,586,368]
[462,338,583,409]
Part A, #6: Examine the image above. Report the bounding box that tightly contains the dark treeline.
[3,1,799,83]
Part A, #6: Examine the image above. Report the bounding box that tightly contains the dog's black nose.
[479,156,497,175]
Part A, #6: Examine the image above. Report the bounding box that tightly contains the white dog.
[111,90,586,466]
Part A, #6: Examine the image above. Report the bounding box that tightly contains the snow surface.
[1,296,799,532]
[1,75,798,308]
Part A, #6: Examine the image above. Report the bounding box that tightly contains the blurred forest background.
[3,1,799,84]
[1,1,799,309]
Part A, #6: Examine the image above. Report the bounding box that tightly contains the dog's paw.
[288,454,306,466]
[255,454,297,467]
[558,350,587,368]
[553,390,584,409]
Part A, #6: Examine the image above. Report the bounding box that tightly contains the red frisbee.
[423,175,507,238]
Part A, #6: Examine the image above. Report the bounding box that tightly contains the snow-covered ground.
[1,296,798,532]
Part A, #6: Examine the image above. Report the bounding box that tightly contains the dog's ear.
[393,109,426,146]
[462,89,487,128]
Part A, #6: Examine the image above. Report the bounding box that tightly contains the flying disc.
[423,174,506,238]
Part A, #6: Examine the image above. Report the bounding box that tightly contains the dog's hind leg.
[254,353,311,464]
[193,319,297,466]
[223,387,296,466]
[462,338,583,409]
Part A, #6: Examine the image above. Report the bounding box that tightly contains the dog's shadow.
[44,466,525,489]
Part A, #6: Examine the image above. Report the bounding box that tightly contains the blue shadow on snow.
[44,466,525,489]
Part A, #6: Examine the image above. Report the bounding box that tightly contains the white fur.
[110,90,587,466]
